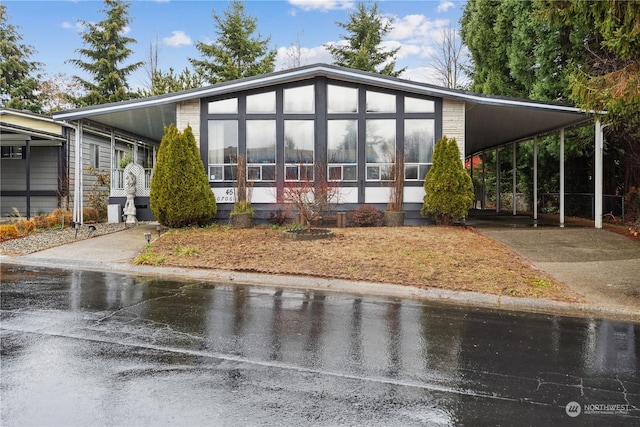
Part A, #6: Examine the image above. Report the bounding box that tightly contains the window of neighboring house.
[366,119,396,181]
[90,144,99,168]
[327,120,357,182]
[1,146,24,159]
[246,120,276,181]
[284,120,314,181]
[208,120,238,182]
[404,119,435,181]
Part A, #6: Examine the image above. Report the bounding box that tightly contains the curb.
[4,255,639,323]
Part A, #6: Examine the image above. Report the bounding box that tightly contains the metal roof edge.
[52,63,594,121]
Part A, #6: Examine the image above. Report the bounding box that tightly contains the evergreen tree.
[326,1,405,77]
[141,67,205,96]
[190,0,276,84]
[421,136,474,225]
[0,5,43,112]
[150,124,217,228]
[67,0,143,106]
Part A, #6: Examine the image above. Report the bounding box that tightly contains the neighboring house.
[1,108,157,222]
[53,64,604,226]
[1,108,68,219]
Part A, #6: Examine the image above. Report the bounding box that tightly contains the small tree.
[150,124,217,227]
[282,165,340,229]
[421,136,474,225]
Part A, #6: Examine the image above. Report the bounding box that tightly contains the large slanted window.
[404,96,435,181]
[246,120,276,181]
[366,119,395,181]
[327,120,357,181]
[208,120,238,181]
[284,120,314,181]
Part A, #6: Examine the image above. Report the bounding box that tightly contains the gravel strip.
[1,223,128,256]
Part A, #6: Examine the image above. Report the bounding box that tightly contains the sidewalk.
[3,221,639,322]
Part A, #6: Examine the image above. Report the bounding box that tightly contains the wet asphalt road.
[1,264,639,426]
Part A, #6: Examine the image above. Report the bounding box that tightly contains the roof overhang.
[52,64,596,155]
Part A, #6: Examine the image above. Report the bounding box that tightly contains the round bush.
[349,205,382,227]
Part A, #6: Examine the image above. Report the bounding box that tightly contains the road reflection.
[1,264,638,426]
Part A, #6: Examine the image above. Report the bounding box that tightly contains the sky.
[3,0,467,91]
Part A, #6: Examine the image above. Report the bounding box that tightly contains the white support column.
[73,121,84,225]
[560,128,565,227]
[482,152,486,209]
[533,137,538,221]
[512,142,517,215]
[595,119,603,228]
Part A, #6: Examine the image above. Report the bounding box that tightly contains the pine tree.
[67,0,143,106]
[0,5,43,112]
[421,136,474,225]
[190,0,276,84]
[326,1,405,77]
[150,124,217,227]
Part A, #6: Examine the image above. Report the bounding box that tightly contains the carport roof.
[53,63,594,156]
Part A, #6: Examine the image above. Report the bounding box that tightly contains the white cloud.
[163,31,192,47]
[437,1,455,13]
[288,0,355,12]
[276,44,333,69]
[62,21,87,32]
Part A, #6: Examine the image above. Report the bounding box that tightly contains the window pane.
[327,84,358,113]
[367,166,380,180]
[328,120,357,163]
[285,166,299,181]
[247,91,276,113]
[404,119,434,163]
[262,165,276,181]
[284,120,314,163]
[404,165,418,180]
[366,91,395,113]
[284,85,314,113]
[246,120,276,163]
[208,98,238,114]
[405,97,434,113]
[208,120,238,164]
[343,165,357,181]
[209,166,223,181]
[329,166,342,181]
[366,119,395,163]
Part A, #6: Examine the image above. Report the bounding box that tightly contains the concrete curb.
[4,255,638,323]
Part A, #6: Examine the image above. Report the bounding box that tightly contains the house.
[53,64,604,226]
[0,107,158,222]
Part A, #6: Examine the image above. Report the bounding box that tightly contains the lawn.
[137,225,583,302]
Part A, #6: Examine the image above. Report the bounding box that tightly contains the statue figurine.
[123,170,138,224]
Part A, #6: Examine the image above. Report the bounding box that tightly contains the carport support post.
[560,128,565,226]
[496,147,501,212]
[595,119,603,229]
[533,137,538,221]
[512,142,517,216]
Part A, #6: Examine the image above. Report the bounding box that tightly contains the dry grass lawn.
[137,225,583,302]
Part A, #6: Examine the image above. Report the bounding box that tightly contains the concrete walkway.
[3,220,639,322]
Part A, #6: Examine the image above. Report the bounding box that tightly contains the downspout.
[512,142,516,216]
[533,137,538,221]
[25,138,31,219]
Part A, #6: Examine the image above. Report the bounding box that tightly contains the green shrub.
[150,124,217,227]
[349,205,382,227]
[421,136,474,225]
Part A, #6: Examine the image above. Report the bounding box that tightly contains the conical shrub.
[421,136,474,225]
[150,124,217,227]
